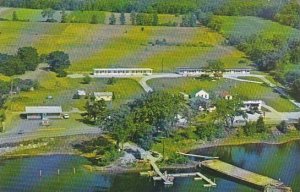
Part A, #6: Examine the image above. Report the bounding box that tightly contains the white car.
[63,114,70,119]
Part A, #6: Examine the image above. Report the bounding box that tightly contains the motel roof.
[25,106,63,114]
[176,67,253,70]
[94,68,153,71]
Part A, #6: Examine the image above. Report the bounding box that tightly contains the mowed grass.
[216,16,300,40]
[148,78,298,112]
[6,72,144,112]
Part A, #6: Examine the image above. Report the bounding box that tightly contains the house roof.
[77,90,86,95]
[196,90,209,94]
[94,92,113,97]
[25,106,62,114]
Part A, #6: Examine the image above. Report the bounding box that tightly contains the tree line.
[0,46,70,77]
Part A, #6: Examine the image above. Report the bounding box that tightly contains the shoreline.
[0,133,299,174]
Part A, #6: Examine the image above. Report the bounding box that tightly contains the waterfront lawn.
[236,76,264,83]
[148,78,298,112]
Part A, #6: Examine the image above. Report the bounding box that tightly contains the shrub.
[277,120,288,133]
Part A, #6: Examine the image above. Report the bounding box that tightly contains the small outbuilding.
[93,92,113,101]
[195,90,210,100]
[25,106,63,120]
[220,91,233,100]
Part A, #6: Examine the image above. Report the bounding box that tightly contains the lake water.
[0,141,299,192]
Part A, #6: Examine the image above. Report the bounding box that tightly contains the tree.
[256,116,266,133]
[243,122,256,136]
[104,107,134,149]
[85,97,108,124]
[82,75,92,84]
[109,13,116,25]
[45,51,70,72]
[41,8,55,22]
[61,9,68,23]
[120,12,126,25]
[152,12,158,26]
[291,79,300,100]
[17,47,39,71]
[130,11,136,25]
[12,11,18,21]
[207,60,225,71]
[90,14,99,24]
[277,120,288,133]
[107,77,116,85]
[0,54,25,76]
[208,16,222,32]
[195,123,216,141]
[215,98,246,128]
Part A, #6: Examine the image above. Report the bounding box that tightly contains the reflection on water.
[0,141,299,192]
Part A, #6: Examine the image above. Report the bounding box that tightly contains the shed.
[195,90,209,100]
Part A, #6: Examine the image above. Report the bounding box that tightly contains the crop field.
[216,16,300,40]
[148,78,298,112]
[0,20,250,73]
[6,73,144,112]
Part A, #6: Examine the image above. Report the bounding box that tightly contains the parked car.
[63,114,70,119]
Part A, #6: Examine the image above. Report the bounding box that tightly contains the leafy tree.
[215,98,246,128]
[41,8,55,22]
[82,75,92,84]
[85,97,108,123]
[56,69,67,77]
[104,107,135,149]
[291,79,300,100]
[195,123,216,141]
[207,59,224,71]
[90,14,99,24]
[256,116,266,133]
[207,16,222,32]
[277,120,288,133]
[12,11,18,21]
[109,13,116,25]
[243,122,256,136]
[0,54,25,76]
[120,12,126,25]
[17,47,39,71]
[45,51,70,72]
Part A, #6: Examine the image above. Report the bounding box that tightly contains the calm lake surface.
[0,141,299,192]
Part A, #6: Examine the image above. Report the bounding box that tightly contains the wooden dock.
[177,152,219,159]
[149,161,173,185]
[201,160,292,192]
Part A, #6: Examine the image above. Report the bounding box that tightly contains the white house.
[195,90,209,100]
[76,90,86,97]
[93,92,113,101]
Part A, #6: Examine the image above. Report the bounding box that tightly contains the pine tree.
[256,116,266,133]
[61,10,68,23]
[120,12,126,25]
[12,11,18,21]
[130,11,136,25]
[109,13,116,25]
[152,12,158,26]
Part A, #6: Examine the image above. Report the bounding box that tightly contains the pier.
[177,152,219,159]
[148,160,216,187]
[201,159,292,192]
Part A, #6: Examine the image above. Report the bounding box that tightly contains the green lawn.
[6,72,144,112]
[237,76,264,83]
[67,11,106,24]
[216,16,300,40]
[148,77,298,112]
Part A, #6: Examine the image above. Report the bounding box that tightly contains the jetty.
[177,152,219,159]
[201,160,292,192]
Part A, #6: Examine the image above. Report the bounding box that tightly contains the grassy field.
[148,78,298,112]
[216,16,300,40]
[5,72,144,112]
[67,11,106,24]
[0,20,250,73]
